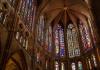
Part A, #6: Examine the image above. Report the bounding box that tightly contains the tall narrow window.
[55,28,59,56]
[55,24,65,57]
[23,39,26,47]
[92,55,97,67]
[67,24,80,58]
[55,61,59,70]
[38,15,44,45]
[25,40,28,50]
[45,25,52,51]
[61,63,65,70]
[59,27,65,57]
[16,32,19,40]
[20,36,23,43]
[37,53,40,62]
[55,30,59,55]
[71,63,76,70]
[88,59,92,70]
[79,21,92,51]
[78,61,83,70]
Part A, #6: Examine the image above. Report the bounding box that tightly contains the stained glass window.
[20,36,23,43]
[67,24,80,58]
[92,55,97,67]
[71,63,76,70]
[38,15,44,45]
[37,53,40,62]
[55,28,59,56]
[55,24,65,57]
[55,61,59,70]
[59,27,65,57]
[45,26,52,51]
[45,28,49,50]
[79,21,92,51]
[78,61,83,70]
[23,39,26,47]
[61,63,65,70]
[25,40,28,50]
[19,0,36,31]
[88,59,92,70]
[46,61,48,69]
[16,32,19,40]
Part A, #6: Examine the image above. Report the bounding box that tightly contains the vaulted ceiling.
[38,0,91,26]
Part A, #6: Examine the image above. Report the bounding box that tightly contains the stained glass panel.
[67,24,80,58]
[79,21,92,51]
[78,61,83,70]
[19,0,36,31]
[55,24,65,57]
[92,55,97,67]
[37,15,44,45]
[59,27,65,57]
[61,63,65,70]
[72,63,76,70]
[55,61,59,70]
[16,32,19,40]
[55,29,59,56]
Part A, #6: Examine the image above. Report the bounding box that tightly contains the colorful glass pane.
[92,55,97,67]
[59,28,65,57]
[55,24,65,57]
[78,61,83,70]
[61,63,65,70]
[37,15,44,45]
[19,0,36,31]
[55,29,59,55]
[55,61,59,70]
[67,24,80,58]
[79,21,92,51]
[72,63,76,70]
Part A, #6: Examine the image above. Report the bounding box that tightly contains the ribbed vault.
[39,0,90,25]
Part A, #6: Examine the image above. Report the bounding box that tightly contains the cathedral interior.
[0,0,100,70]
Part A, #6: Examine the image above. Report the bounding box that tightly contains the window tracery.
[79,21,92,51]
[67,24,80,58]
[55,24,65,57]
